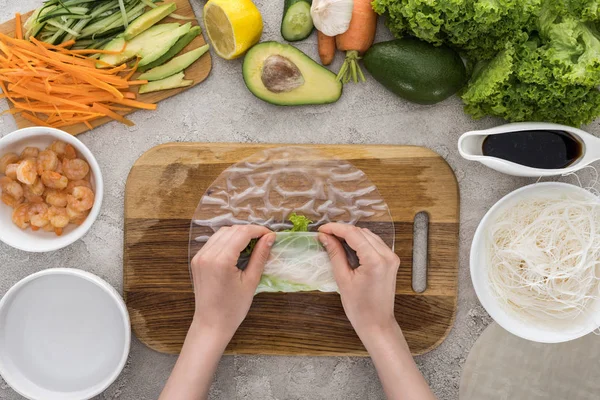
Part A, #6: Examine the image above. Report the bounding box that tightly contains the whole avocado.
[363,38,467,105]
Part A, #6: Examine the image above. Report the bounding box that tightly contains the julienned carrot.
[0,33,154,129]
[335,0,377,83]
[317,31,336,66]
[15,14,22,40]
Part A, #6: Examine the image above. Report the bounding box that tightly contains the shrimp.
[49,141,76,160]
[29,178,45,196]
[48,206,69,228]
[0,177,23,200]
[62,158,89,181]
[23,184,44,203]
[12,203,30,229]
[36,149,59,175]
[28,202,49,228]
[66,179,92,194]
[5,163,18,180]
[45,189,68,207]
[1,193,22,208]
[16,159,38,185]
[55,159,64,174]
[41,170,68,190]
[67,186,94,212]
[20,147,39,160]
[67,206,89,225]
[0,152,19,174]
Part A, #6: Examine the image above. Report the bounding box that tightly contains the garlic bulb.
[310,0,354,37]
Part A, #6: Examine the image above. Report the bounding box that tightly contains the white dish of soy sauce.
[458,122,600,177]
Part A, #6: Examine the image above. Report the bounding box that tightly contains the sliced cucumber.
[138,71,193,94]
[137,26,201,73]
[139,44,209,81]
[97,23,178,67]
[138,22,192,66]
[123,2,177,40]
[281,0,313,42]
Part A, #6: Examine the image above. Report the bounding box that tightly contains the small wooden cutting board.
[0,0,211,135]
[124,143,459,356]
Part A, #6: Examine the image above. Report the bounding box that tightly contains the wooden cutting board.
[124,143,459,356]
[0,0,211,135]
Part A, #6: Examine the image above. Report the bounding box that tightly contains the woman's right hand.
[318,223,400,337]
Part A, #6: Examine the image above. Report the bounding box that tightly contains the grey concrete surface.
[1,1,598,399]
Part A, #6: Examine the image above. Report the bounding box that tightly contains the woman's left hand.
[190,225,275,339]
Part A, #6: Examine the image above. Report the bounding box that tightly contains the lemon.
[203,0,263,60]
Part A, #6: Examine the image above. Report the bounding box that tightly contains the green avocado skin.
[363,38,467,105]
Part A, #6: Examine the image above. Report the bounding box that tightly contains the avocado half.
[242,42,342,106]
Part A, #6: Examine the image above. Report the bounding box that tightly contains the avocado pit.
[261,55,305,93]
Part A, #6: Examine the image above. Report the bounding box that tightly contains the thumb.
[319,233,351,284]
[245,232,275,285]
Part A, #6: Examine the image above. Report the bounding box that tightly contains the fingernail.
[319,234,328,247]
[266,234,275,247]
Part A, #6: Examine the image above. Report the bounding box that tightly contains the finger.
[213,225,270,255]
[361,228,400,266]
[319,223,372,251]
[318,233,351,284]
[244,232,276,285]
[360,228,389,255]
[319,223,380,264]
[199,226,230,254]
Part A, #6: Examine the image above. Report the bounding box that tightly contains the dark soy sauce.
[482,130,583,169]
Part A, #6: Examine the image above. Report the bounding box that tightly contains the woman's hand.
[318,223,400,337]
[191,225,275,339]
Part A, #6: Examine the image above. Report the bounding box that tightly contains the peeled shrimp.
[20,147,39,160]
[0,152,19,174]
[16,159,38,185]
[48,206,69,228]
[23,184,44,203]
[55,160,64,174]
[41,171,68,190]
[67,206,89,225]
[29,178,45,196]
[37,149,59,175]
[5,163,18,180]
[49,141,76,160]
[67,186,94,212]
[45,189,68,207]
[28,202,49,228]
[62,158,89,181]
[0,177,23,200]
[66,179,92,194]
[1,193,22,208]
[12,203,30,229]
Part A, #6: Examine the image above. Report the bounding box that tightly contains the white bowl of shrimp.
[0,126,103,252]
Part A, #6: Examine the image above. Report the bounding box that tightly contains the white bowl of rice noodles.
[471,182,600,343]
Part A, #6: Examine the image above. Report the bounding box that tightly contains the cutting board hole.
[412,211,429,293]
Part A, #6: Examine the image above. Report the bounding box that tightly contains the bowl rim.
[0,126,103,252]
[0,268,131,400]
[470,181,600,343]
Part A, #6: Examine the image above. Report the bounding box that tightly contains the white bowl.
[0,127,103,252]
[470,182,600,343]
[0,268,130,400]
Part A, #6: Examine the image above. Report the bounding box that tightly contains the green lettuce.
[374,0,600,126]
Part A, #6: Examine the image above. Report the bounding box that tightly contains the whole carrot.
[317,31,336,66]
[335,0,377,83]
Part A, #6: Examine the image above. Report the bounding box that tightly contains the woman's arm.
[159,225,275,400]
[319,224,436,400]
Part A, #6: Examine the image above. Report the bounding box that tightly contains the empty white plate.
[0,269,130,400]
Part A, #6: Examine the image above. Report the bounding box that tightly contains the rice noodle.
[487,192,600,325]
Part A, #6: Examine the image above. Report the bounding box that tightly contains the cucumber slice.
[138,71,193,94]
[138,44,209,81]
[281,0,313,42]
[137,26,201,73]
